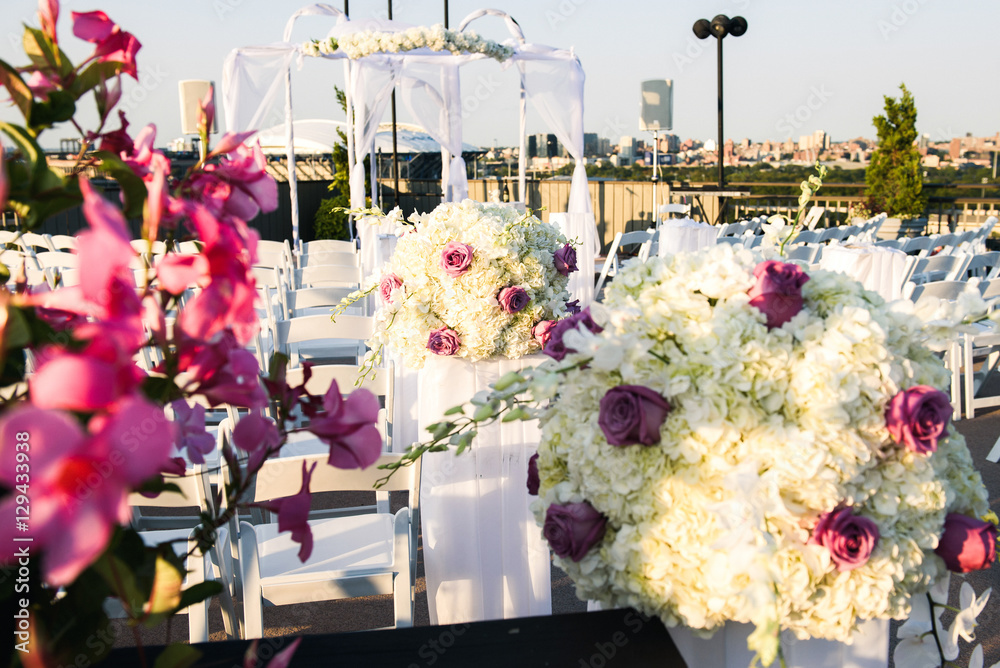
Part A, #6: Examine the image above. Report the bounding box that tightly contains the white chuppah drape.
[418,355,551,625]
[518,49,596,306]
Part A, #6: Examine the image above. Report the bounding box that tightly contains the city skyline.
[0,1,997,151]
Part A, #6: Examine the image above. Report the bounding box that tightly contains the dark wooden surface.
[106,608,687,668]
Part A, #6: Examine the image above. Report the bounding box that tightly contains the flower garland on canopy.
[303,25,514,62]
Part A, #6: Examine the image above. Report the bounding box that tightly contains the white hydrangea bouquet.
[303,25,514,62]
[350,199,578,371]
[385,242,999,666]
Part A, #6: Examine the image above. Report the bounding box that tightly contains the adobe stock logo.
[774,85,834,136]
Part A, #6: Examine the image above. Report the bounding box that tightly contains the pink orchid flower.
[170,400,216,465]
[38,0,59,45]
[261,461,317,561]
[306,380,382,470]
[30,338,145,412]
[71,10,141,79]
[179,330,267,409]
[25,71,59,101]
[0,400,177,586]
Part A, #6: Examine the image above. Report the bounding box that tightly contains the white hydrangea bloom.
[530,245,991,654]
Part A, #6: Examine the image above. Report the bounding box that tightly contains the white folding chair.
[909,280,971,419]
[594,229,656,296]
[233,452,420,638]
[792,229,822,245]
[908,253,972,286]
[900,236,935,256]
[817,226,848,243]
[298,250,360,269]
[48,234,78,251]
[284,286,359,318]
[658,202,690,222]
[784,244,821,264]
[301,239,357,254]
[273,313,374,368]
[966,252,1000,280]
[802,206,825,230]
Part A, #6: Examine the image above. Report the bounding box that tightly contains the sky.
[1,0,998,151]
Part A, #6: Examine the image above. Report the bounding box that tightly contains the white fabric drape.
[398,63,468,203]
[222,45,299,134]
[548,212,595,306]
[418,355,552,625]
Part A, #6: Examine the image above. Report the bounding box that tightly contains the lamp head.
[729,16,748,37]
[692,18,712,39]
[710,14,730,38]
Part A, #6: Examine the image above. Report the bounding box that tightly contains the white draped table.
[817,243,909,302]
[659,217,719,256]
[418,354,552,625]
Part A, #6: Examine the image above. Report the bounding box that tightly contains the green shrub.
[313,194,350,240]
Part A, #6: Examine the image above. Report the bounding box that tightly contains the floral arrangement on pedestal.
[0,3,380,667]
[391,240,1000,666]
[349,199,578,373]
[303,25,514,62]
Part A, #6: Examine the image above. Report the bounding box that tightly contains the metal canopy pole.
[389,0,400,208]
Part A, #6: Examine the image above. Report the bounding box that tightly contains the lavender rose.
[426,326,461,356]
[379,273,403,304]
[554,243,578,276]
[440,241,474,277]
[810,506,879,571]
[497,286,530,314]
[598,385,670,446]
[885,385,952,455]
[543,501,607,562]
[526,452,540,495]
[566,299,581,315]
[936,513,998,573]
[543,309,604,361]
[747,260,810,329]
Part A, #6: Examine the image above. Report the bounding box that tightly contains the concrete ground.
[112,407,1000,667]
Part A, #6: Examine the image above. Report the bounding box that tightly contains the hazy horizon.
[1,1,996,151]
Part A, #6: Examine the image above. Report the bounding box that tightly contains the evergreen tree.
[864,83,925,218]
[314,86,367,240]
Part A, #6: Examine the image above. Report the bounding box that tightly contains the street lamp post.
[692,14,747,190]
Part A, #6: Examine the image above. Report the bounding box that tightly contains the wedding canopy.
[255,119,482,156]
[221,4,595,301]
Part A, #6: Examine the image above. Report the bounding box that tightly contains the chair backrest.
[715,236,743,247]
[294,264,362,289]
[901,236,935,256]
[802,206,825,230]
[909,280,971,306]
[658,203,690,222]
[793,229,821,245]
[784,245,820,263]
[285,286,356,316]
[298,250,360,268]
[48,234,78,251]
[818,226,847,243]
[302,239,357,254]
[967,251,1000,279]
[285,362,394,451]
[250,452,418,501]
[273,313,374,366]
[34,250,79,268]
[18,232,55,253]
[979,278,1000,300]
[874,238,903,250]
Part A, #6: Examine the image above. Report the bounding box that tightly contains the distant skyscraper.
[584,132,599,157]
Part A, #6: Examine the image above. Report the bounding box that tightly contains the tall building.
[583,132,599,157]
[619,136,635,160]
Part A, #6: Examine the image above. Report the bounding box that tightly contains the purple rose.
[379,273,403,304]
[554,243,578,276]
[748,260,810,329]
[532,320,556,347]
[543,501,607,562]
[810,507,879,572]
[566,299,581,314]
[526,452,540,495]
[426,326,461,356]
[936,513,998,573]
[498,286,530,314]
[543,308,604,361]
[885,385,952,455]
[440,241,474,277]
[598,385,670,446]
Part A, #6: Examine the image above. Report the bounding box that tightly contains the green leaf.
[23,26,61,74]
[28,89,77,129]
[153,643,202,668]
[0,121,46,184]
[144,555,184,618]
[5,306,32,349]
[0,59,33,122]
[71,60,122,99]
[492,370,523,391]
[91,151,148,219]
[472,404,496,422]
[443,404,465,416]
[176,581,223,612]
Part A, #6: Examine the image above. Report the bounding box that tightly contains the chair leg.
[392,508,413,628]
[963,333,975,420]
[238,522,264,639]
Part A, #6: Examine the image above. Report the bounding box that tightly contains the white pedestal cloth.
[418,355,552,625]
[660,218,719,256]
[818,244,908,302]
[667,619,888,668]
